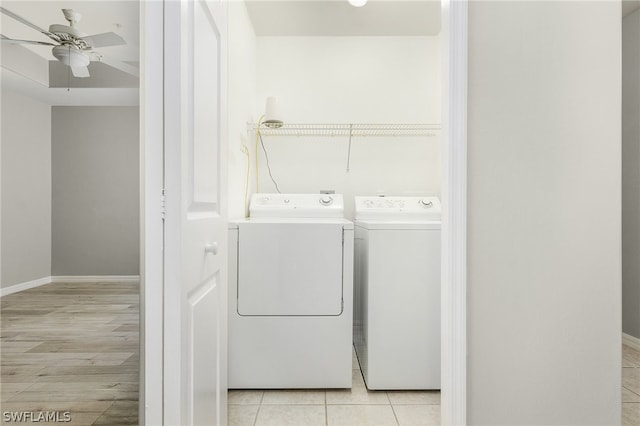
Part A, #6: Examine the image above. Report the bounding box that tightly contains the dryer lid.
[354,196,441,221]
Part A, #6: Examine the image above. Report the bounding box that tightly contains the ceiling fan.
[0,7,138,78]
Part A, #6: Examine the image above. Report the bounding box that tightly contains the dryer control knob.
[320,196,334,206]
[420,199,433,208]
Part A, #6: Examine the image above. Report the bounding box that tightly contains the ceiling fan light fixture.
[52,45,90,67]
[348,0,367,7]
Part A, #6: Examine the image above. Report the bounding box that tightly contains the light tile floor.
[228,349,441,426]
[623,344,640,426]
[231,345,640,426]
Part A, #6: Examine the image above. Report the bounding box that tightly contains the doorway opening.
[1,1,141,423]
[140,0,468,424]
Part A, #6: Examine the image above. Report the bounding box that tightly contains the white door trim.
[441,1,467,425]
[140,1,164,425]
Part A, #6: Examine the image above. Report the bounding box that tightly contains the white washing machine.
[353,196,441,390]
[228,193,354,389]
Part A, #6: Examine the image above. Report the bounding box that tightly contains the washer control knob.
[420,199,433,208]
[320,196,334,206]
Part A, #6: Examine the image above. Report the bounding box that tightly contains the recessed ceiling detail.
[1,6,138,78]
[1,1,139,105]
[0,1,139,70]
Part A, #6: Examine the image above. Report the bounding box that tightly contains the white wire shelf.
[248,123,440,137]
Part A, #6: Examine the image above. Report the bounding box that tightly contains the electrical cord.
[240,144,250,217]
[258,131,282,194]
[254,115,265,192]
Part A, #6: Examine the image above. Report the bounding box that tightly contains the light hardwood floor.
[1,282,139,425]
[623,344,640,425]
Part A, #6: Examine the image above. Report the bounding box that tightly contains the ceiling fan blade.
[83,32,126,48]
[98,55,139,77]
[0,34,56,46]
[71,66,90,78]
[0,7,59,42]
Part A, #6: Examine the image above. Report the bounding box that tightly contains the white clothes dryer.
[353,196,441,390]
[228,193,354,389]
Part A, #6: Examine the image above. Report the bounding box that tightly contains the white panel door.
[164,0,228,425]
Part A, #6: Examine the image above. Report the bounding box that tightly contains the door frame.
[140,0,469,424]
[440,1,468,424]
[140,1,164,425]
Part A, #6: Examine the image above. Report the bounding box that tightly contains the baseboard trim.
[51,275,140,284]
[1,275,140,297]
[0,276,53,297]
[623,332,640,351]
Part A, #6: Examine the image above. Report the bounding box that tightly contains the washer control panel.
[250,193,344,218]
[354,196,441,221]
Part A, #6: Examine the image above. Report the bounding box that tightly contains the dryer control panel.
[354,196,441,221]
[250,193,345,218]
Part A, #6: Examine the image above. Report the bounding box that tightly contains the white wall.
[51,106,140,276]
[1,90,51,288]
[622,8,640,340]
[467,2,621,424]
[254,36,440,218]
[228,1,258,219]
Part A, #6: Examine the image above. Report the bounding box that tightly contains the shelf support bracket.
[346,124,353,172]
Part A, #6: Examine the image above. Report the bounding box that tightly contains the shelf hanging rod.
[247,122,441,138]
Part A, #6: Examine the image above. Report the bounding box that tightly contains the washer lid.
[354,196,441,221]
[250,193,345,218]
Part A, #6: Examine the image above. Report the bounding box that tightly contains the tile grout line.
[324,389,329,426]
[250,391,264,426]
[389,401,401,426]
[252,404,260,426]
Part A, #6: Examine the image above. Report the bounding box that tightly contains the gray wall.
[52,106,139,276]
[467,2,621,424]
[623,9,640,340]
[1,90,52,288]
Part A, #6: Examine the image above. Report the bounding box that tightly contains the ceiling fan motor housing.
[49,24,86,38]
[48,23,91,49]
[47,9,91,49]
